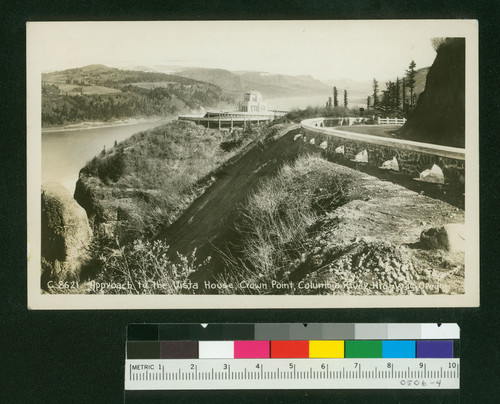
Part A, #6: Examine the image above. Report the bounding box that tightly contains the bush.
[84,146,125,184]
[219,155,356,293]
[220,130,244,151]
[275,106,359,124]
[91,239,209,294]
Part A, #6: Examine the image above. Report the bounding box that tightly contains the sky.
[29,20,471,82]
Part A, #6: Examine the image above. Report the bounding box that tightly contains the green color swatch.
[345,340,383,358]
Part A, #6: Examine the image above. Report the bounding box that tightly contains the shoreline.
[42,116,173,133]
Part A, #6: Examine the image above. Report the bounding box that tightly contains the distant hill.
[413,67,430,97]
[43,64,219,90]
[153,67,331,98]
[377,66,429,97]
[171,67,245,96]
[233,71,330,98]
[41,65,232,126]
[385,66,430,104]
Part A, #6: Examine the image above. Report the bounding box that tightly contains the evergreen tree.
[406,60,417,110]
[372,79,379,109]
[379,81,400,116]
[333,87,339,107]
[402,77,407,114]
[395,77,401,113]
[343,89,348,107]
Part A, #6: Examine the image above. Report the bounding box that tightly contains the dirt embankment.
[69,120,464,296]
[73,120,286,242]
[156,125,303,278]
[293,164,464,295]
[158,131,464,295]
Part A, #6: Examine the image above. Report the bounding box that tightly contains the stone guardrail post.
[300,118,465,193]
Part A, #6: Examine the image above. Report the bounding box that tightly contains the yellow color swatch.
[309,340,345,358]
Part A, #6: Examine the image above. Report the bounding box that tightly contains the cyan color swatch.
[382,340,416,358]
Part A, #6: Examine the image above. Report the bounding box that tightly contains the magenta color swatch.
[234,341,270,358]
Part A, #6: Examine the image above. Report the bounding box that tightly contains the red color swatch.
[270,341,309,358]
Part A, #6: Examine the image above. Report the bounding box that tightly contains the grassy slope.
[75,120,285,242]
[221,154,464,295]
[70,121,299,293]
[334,125,401,138]
[70,121,463,296]
[155,124,302,278]
[54,84,122,95]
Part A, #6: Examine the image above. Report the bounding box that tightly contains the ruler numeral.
[126,359,459,390]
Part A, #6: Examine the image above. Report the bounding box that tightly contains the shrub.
[76,121,298,292]
[219,155,357,293]
[79,121,281,244]
[274,106,359,124]
[84,146,125,184]
[92,239,209,294]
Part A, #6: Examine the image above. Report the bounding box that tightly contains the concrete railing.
[300,118,465,189]
[301,118,465,160]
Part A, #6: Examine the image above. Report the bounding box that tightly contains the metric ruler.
[124,323,460,391]
[125,358,459,390]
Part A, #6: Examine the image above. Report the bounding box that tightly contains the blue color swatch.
[382,340,416,358]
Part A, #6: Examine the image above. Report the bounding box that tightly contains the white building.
[238,90,267,113]
[178,90,288,129]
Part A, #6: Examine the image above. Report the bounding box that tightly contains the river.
[42,119,171,193]
[42,95,363,194]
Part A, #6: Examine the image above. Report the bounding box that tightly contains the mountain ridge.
[118,65,332,98]
[41,65,232,126]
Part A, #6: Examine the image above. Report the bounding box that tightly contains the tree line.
[326,86,349,109]
[41,83,230,126]
[367,60,418,118]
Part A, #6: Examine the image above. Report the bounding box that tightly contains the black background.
[1,1,499,403]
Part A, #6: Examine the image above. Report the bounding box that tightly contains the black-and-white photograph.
[27,20,479,308]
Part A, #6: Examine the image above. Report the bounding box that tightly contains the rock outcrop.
[41,182,92,286]
[420,223,465,252]
[73,173,116,233]
[399,38,465,148]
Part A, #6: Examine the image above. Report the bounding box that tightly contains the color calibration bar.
[125,323,459,390]
[128,339,454,360]
[128,323,460,342]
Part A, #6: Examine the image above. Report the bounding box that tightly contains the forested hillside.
[173,67,330,98]
[41,64,232,126]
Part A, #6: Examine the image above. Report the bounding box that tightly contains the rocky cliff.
[399,38,465,148]
[41,182,92,287]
